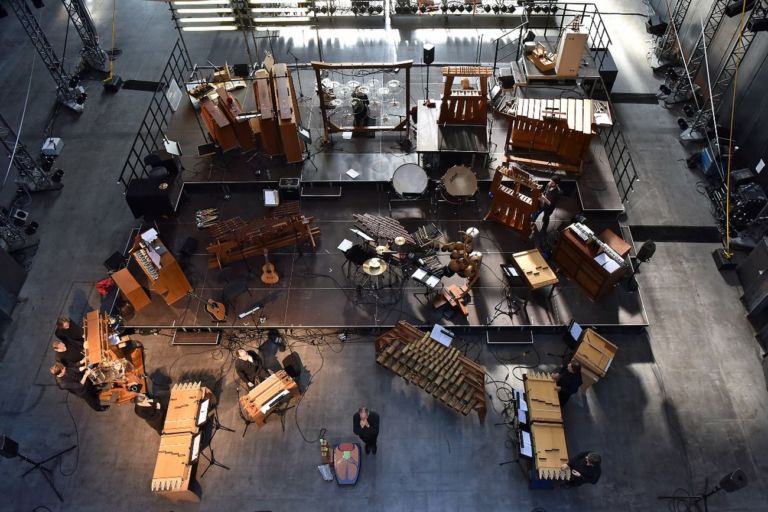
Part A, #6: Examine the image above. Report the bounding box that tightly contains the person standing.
[51,340,85,370]
[353,406,380,455]
[55,316,85,348]
[235,349,264,389]
[50,362,108,412]
[552,360,582,406]
[531,176,562,233]
[352,86,370,128]
[561,451,602,487]
[133,394,165,434]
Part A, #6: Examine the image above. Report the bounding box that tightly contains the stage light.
[534,5,541,12]
[180,16,236,22]
[492,5,500,13]
[724,0,755,17]
[551,6,558,13]
[329,6,336,13]
[182,25,238,31]
[458,4,465,12]
[368,6,375,14]
[320,5,327,13]
[420,5,427,12]
[466,4,473,12]
[177,8,232,13]
[483,4,491,12]
[501,5,508,13]
[376,5,383,13]
[542,6,549,13]
[509,5,516,13]
[748,17,768,31]
[441,3,448,12]
[449,4,457,12]
[351,6,358,14]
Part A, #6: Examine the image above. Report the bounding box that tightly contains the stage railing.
[117,40,192,190]
[586,77,638,204]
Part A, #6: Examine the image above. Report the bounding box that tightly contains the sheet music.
[425,275,441,288]
[349,228,374,242]
[430,325,454,347]
[197,399,210,426]
[520,431,533,457]
[337,239,354,252]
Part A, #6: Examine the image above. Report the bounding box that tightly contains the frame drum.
[392,163,429,198]
[441,165,478,200]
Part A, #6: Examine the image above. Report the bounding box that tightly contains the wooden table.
[512,249,559,289]
[529,422,570,481]
[572,328,618,390]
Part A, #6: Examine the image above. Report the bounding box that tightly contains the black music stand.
[16,445,77,502]
[199,409,234,477]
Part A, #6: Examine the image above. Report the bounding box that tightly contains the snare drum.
[392,163,429,198]
[441,165,478,200]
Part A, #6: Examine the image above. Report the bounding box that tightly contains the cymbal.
[394,236,406,246]
[362,257,388,276]
[375,245,390,255]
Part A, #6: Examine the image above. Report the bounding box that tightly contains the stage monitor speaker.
[282,352,303,381]
[423,44,435,65]
[719,469,748,492]
[125,177,174,220]
[645,15,667,36]
[0,435,19,459]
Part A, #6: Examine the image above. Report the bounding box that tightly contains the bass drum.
[441,165,478,201]
[392,163,429,198]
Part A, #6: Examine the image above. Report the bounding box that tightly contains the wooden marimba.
[484,165,541,237]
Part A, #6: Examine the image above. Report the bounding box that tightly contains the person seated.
[352,86,370,128]
[133,394,165,435]
[55,316,84,348]
[552,360,582,406]
[235,349,265,389]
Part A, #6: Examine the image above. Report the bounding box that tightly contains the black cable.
[58,393,79,477]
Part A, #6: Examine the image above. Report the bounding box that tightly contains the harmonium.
[82,310,147,404]
[239,370,300,427]
[151,382,212,502]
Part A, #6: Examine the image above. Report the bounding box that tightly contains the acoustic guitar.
[261,249,279,285]
[188,293,227,322]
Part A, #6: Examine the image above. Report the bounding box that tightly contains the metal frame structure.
[312,60,412,143]
[663,0,730,104]
[0,112,62,193]
[652,0,694,67]
[3,0,87,112]
[681,0,768,142]
[60,0,109,72]
[117,40,192,189]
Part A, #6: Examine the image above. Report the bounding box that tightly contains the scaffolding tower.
[3,0,87,112]
[60,0,109,72]
[651,0,694,70]
[0,112,63,193]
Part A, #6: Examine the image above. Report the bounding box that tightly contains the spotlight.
[501,5,508,12]
[492,5,500,13]
[441,3,448,12]
[551,5,558,13]
[320,6,327,13]
[526,5,533,14]
[683,104,695,117]
[351,6,358,14]
[724,0,755,17]
[748,17,768,31]
[329,6,336,13]
[466,4,473,11]
[677,118,689,130]
[534,5,541,12]
[484,4,491,12]
[658,84,671,95]
[420,4,427,12]
[458,4,465,12]
[376,5,383,13]
[516,0,523,4]
[449,4,457,12]
[509,5,515,13]
[368,6,375,14]
[542,5,549,13]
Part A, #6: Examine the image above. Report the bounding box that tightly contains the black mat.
[610,93,660,104]
[122,80,165,92]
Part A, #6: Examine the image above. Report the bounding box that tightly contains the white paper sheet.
[337,239,354,252]
[346,168,360,179]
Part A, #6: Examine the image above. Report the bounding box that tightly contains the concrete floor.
[1,1,767,511]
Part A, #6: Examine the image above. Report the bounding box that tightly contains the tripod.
[270,402,296,432]
[199,409,234,477]
[287,49,306,101]
[658,478,724,512]
[17,445,77,502]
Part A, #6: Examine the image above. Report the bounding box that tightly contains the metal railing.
[117,40,192,190]
[586,77,638,204]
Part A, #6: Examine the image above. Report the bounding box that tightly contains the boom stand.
[199,409,235,477]
[18,445,77,502]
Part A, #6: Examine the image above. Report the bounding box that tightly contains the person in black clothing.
[55,316,85,348]
[50,362,108,412]
[51,340,85,370]
[561,451,602,487]
[353,406,380,455]
[352,86,370,128]
[531,176,562,233]
[552,360,582,406]
[133,394,165,434]
[235,349,264,389]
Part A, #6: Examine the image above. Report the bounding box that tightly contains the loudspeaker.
[282,352,303,381]
[144,149,180,176]
[423,44,435,65]
[645,15,667,36]
[125,177,174,220]
[0,435,19,458]
[719,469,748,492]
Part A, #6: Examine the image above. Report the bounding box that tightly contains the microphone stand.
[287,49,305,100]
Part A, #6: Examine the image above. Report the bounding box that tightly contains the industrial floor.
[0,1,766,512]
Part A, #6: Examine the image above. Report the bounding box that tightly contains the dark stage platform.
[166,67,623,212]
[120,186,647,331]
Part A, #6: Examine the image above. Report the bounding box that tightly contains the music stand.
[14,445,77,502]
[235,384,256,438]
[198,408,234,477]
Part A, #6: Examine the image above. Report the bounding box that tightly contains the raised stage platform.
[117,185,647,331]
